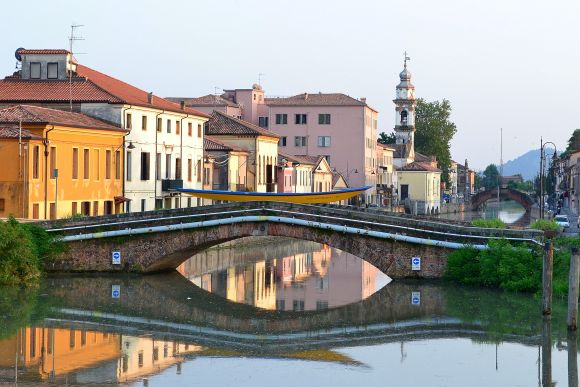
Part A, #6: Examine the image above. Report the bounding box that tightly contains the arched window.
[400,110,408,125]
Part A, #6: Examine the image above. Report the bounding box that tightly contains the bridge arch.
[470,188,534,212]
[51,221,451,279]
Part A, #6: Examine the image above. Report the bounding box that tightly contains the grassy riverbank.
[445,240,569,296]
[0,217,62,285]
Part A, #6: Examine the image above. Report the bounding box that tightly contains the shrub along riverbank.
[0,217,62,285]
[445,240,570,296]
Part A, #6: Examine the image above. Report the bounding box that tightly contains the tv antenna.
[258,73,265,86]
[68,24,85,111]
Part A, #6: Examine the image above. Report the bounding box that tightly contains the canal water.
[0,237,576,386]
[439,199,529,225]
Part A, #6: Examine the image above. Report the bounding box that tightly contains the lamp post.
[540,138,557,219]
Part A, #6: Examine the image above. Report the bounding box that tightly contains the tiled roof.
[204,136,248,152]
[278,152,317,166]
[206,111,279,138]
[0,78,124,103]
[400,161,441,173]
[294,155,324,165]
[414,152,436,163]
[0,105,124,131]
[75,64,209,117]
[168,95,239,108]
[377,141,396,151]
[332,171,348,187]
[17,49,70,55]
[266,93,374,109]
[0,125,43,140]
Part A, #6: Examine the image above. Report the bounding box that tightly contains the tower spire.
[404,51,410,69]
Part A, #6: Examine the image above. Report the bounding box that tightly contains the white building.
[0,49,209,212]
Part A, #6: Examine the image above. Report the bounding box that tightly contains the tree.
[414,99,458,184]
[378,132,396,145]
[482,164,500,190]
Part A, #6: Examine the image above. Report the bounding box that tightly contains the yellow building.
[0,105,126,219]
[397,161,441,215]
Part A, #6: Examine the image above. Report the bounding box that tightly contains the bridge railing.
[43,201,543,245]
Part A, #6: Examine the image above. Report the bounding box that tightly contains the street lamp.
[540,138,557,219]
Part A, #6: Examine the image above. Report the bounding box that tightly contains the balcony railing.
[161,179,183,191]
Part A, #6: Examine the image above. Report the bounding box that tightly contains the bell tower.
[393,52,416,146]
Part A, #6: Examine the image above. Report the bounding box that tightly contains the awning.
[114,196,132,204]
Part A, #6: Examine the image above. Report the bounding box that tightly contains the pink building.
[170,86,379,204]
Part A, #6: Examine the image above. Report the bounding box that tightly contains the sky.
[1,0,579,171]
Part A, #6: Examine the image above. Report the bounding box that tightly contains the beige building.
[397,160,441,214]
[206,111,279,192]
[204,136,249,192]
[376,142,397,207]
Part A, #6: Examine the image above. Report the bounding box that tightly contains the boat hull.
[176,186,371,204]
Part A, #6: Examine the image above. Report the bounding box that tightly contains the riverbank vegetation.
[445,240,569,296]
[530,219,560,232]
[471,218,506,229]
[0,217,62,285]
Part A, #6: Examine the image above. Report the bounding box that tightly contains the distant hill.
[500,148,555,181]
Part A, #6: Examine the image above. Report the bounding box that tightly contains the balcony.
[161,179,183,191]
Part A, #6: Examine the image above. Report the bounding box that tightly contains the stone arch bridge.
[42,201,542,279]
[470,188,535,212]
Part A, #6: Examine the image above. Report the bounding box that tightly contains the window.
[401,110,408,125]
[156,153,161,180]
[203,166,210,184]
[30,63,41,79]
[71,202,78,216]
[292,300,305,312]
[253,94,256,101]
[126,113,132,129]
[280,136,287,146]
[72,148,79,179]
[93,201,98,216]
[294,136,307,147]
[104,201,113,215]
[32,146,39,179]
[275,114,287,125]
[115,150,121,179]
[83,149,90,179]
[50,146,57,179]
[188,122,192,136]
[47,62,58,79]
[126,151,132,181]
[141,199,146,212]
[165,154,171,179]
[94,149,100,180]
[105,150,111,179]
[32,204,39,219]
[176,121,181,135]
[197,124,202,138]
[197,160,202,182]
[318,114,331,125]
[166,119,171,133]
[0,199,4,212]
[188,159,192,181]
[323,155,331,164]
[258,116,268,128]
[175,158,182,180]
[156,117,162,132]
[140,152,150,180]
[318,136,331,147]
[81,202,90,216]
[141,115,147,130]
[295,114,307,124]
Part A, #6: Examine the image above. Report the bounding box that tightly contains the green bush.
[471,218,507,229]
[0,217,61,285]
[446,240,566,295]
[530,219,560,231]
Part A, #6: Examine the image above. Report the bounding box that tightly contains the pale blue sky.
[1,0,578,170]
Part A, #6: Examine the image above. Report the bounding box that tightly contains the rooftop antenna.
[403,51,410,68]
[213,87,222,111]
[258,73,265,86]
[68,24,84,112]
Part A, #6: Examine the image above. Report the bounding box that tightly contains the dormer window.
[30,63,41,79]
[47,63,58,79]
[401,110,408,125]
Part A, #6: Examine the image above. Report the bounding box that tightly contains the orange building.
[0,105,127,219]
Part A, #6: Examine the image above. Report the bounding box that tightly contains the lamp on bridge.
[539,138,557,219]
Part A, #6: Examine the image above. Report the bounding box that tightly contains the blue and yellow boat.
[176,186,371,204]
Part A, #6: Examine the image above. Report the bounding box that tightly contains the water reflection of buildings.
[178,239,382,311]
[0,328,201,384]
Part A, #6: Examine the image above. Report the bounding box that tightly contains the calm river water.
[439,199,530,225]
[0,237,576,386]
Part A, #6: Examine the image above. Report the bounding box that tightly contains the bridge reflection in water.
[177,238,390,311]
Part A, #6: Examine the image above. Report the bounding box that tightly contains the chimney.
[180,100,186,110]
[360,97,367,104]
[147,92,153,104]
